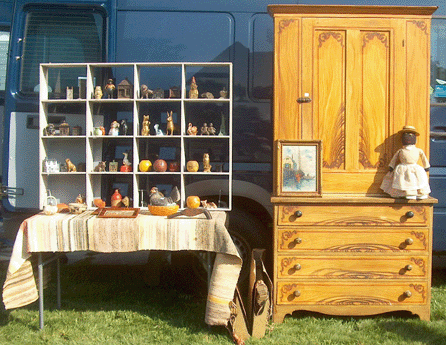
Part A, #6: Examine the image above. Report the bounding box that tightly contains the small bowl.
[148,204,179,216]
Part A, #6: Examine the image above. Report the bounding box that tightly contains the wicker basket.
[148,204,179,216]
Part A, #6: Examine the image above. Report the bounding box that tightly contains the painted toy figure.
[94,86,103,99]
[141,115,150,136]
[189,76,199,99]
[104,79,115,99]
[108,120,120,136]
[380,125,431,200]
[166,111,174,135]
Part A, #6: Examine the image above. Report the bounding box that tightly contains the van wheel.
[227,208,268,285]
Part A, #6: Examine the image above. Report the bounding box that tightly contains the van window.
[19,10,105,95]
[431,18,446,104]
[0,28,9,92]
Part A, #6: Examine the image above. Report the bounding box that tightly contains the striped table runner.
[2,211,241,326]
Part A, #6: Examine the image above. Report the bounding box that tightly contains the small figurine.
[141,115,150,136]
[219,87,228,99]
[123,152,131,167]
[109,160,118,172]
[187,122,198,136]
[218,112,227,136]
[208,123,216,135]
[166,111,174,135]
[109,120,120,136]
[189,76,199,99]
[66,87,73,100]
[153,88,165,99]
[66,158,77,172]
[120,119,128,135]
[154,124,164,136]
[117,77,133,99]
[380,125,431,200]
[76,194,86,204]
[140,84,153,99]
[44,124,55,136]
[59,120,70,136]
[203,153,212,172]
[94,161,106,172]
[201,123,209,135]
[201,92,214,99]
[121,196,130,208]
[94,85,103,99]
[104,79,115,99]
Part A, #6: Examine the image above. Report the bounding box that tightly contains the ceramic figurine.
[59,120,70,136]
[123,152,131,167]
[43,194,58,215]
[201,92,214,99]
[187,122,198,136]
[141,115,150,136]
[109,160,118,172]
[203,153,212,172]
[166,111,174,135]
[201,123,209,135]
[140,84,153,99]
[218,112,227,136]
[111,189,122,207]
[117,77,133,99]
[104,79,115,99]
[66,87,73,100]
[120,119,128,135]
[94,161,106,172]
[44,124,55,136]
[109,120,120,136]
[66,158,77,172]
[219,87,228,99]
[93,127,103,136]
[208,123,216,135]
[94,85,103,99]
[154,123,164,136]
[153,88,164,99]
[169,86,180,98]
[380,125,431,200]
[76,194,86,204]
[189,76,199,99]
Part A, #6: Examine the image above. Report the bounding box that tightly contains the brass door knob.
[405,264,413,271]
[294,290,301,298]
[294,263,302,271]
[405,238,414,245]
[404,290,412,298]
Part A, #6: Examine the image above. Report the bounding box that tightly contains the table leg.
[38,253,44,330]
[56,257,61,309]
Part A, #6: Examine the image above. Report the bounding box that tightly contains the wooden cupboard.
[269,5,438,322]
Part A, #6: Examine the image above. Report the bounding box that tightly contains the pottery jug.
[111,189,122,207]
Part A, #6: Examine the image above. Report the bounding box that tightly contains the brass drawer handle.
[294,210,303,218]
[405,211,414,218]
[294,237,302,245]
[293,290,301,298]
[405,238,414,245]
[405,264,413,271]
[294,263,302,271]
[404,290,412,298]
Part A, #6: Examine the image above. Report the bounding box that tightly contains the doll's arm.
[419,149,430,171]
[388,150,400,172]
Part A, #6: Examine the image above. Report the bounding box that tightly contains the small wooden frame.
[97,207,139,218]
[276,140,322,197]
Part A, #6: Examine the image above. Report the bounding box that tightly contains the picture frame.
[97,207,140,218]
[276,140,322,197]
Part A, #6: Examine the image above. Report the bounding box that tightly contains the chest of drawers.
[271,196,436,322]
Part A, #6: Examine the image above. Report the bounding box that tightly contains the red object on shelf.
[111,189,122,207]
[153,159,167,172]
[120,164,132,172]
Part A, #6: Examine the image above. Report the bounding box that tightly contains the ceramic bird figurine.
[149,186,180,206]
[187,122,198,136]
[121,196,130,207]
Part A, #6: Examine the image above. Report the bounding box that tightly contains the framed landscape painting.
[276,140,322,197]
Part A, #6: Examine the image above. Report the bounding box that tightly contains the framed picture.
[276,140,322,197]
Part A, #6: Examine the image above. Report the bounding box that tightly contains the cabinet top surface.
[271,195,438,205]
[267,4,437,17]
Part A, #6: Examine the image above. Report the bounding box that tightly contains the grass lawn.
[1,257,446,345]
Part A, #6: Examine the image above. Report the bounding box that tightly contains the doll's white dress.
[380,145,431,198]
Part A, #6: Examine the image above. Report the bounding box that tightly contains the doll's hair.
[402,132,417,145]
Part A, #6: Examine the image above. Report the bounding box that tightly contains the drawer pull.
[405,238,414,245]
[404,290,412,298]
[405,211,414,218]
[405,264,413,271]
[294,263,302,271]
[294,237,302,245]
[293,290,301,298]
[294,210,303,218]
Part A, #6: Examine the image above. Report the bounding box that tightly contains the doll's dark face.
[402,132,417,145]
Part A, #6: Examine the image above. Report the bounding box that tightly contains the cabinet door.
[299,18,430,194]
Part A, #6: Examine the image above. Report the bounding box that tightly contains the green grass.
[1,259,446,345]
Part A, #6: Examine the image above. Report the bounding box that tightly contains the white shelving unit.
[39,62,232,211]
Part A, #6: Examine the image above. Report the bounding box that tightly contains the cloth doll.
[380,125,431,199]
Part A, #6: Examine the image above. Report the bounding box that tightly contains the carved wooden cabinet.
[269,5,438,322]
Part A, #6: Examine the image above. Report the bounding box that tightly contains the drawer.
[277,255,428,279]
[276,281,428,305]
[277,228,428,252]
[277,205,429,227]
